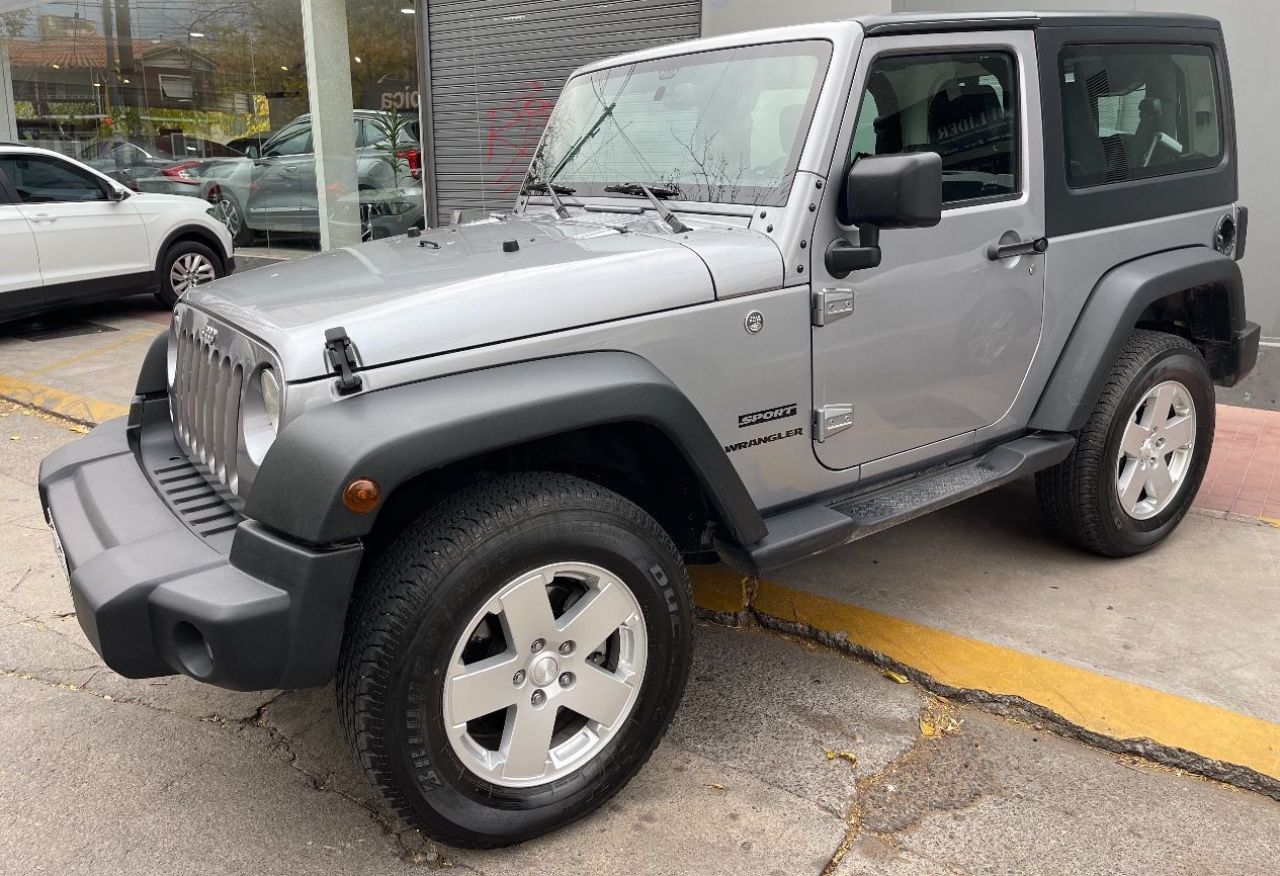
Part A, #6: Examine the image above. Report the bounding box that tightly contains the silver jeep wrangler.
[40,11,1259,847]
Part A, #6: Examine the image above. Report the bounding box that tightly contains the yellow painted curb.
[690,568,1280,780]
[687,565,751,615]
[0,374,128,425]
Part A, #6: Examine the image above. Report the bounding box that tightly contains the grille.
[172,322,244,494]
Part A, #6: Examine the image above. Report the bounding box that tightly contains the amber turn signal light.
[342,478,381,514]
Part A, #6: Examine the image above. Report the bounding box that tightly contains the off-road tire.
[337,472,693,848]
[1036,330,1215,557]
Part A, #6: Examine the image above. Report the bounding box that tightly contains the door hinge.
[814,404,854,442]
[812,287,854,326]
[324,327,363,395]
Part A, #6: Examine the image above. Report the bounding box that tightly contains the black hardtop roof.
[859,10,1220,36]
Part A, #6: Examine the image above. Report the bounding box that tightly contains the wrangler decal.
[724,427,805,453]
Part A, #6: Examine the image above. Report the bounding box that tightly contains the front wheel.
[156,240,223,308]
[1036,330,1215,557]
[338,473,693,848]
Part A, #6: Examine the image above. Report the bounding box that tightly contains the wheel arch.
[245,351,768,551]
[156,223,231,271]
[1030,246,1246,433]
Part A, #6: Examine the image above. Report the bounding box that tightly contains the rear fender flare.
[1029,246,1243,433]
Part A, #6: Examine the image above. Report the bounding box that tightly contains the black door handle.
[987,236,1048,260]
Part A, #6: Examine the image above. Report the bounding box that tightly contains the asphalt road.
[3,400,1280,875]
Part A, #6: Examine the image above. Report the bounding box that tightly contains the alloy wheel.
[442,561,647,788]
[1115,379,1197,520]
[169,253,217,296]
[214,197,242,238]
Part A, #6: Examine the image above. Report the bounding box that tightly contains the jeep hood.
[187,214,777,381]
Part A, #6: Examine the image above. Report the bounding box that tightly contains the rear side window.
[1060,44,1222,188]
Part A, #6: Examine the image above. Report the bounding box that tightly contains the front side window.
[1060,44,1222,188]
[528,41,833,206]
[0,156,109,203]
[850,51,1020,205]
[263,127,312,157]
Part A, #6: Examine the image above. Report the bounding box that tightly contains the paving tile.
[1194,404,1280,519]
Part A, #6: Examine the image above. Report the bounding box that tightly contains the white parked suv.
[0,144,234,324]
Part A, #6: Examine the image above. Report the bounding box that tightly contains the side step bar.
[725,434,1075,572]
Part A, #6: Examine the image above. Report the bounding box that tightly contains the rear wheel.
[337,472,693,848]
[1036,330,1215,556]
[156,240,223,308]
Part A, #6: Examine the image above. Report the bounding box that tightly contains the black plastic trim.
[0,286,47,323]
[247,352,768,547]
[3,272,157,323]
[860,13,1215,37]
[862,16,1037,36]
[720,434,1074,572]
[1235,205,1248,261]
[134,330,170,398]
[1029,246,1244,432]
[1206,321,1260,387]
[38,415,362,690]
[1038,26,1237,237]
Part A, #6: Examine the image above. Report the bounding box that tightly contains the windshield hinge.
[324,327,363,395]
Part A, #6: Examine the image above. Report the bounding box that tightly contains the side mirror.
[108,185,129,201]
[845,152,942,229]
[825,152,942,278]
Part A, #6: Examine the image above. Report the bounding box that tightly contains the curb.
[0,374,128,427]
[690,567,1280,801]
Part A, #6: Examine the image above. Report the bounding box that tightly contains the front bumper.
[37,397,362,691]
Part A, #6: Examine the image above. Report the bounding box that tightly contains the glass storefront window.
[0,0,422,253]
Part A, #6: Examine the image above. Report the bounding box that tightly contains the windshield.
[527,40,833,207]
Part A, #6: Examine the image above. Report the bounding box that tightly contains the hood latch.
[324,327,363,395]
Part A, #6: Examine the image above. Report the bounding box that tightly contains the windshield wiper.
[523,180,577,219]
[545,101,617,184]
[603,182,690,233]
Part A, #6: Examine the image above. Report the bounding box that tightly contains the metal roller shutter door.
[422,0,702,224]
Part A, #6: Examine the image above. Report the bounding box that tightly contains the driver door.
[811,31,1046,471]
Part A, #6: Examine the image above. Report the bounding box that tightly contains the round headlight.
[242,365,283,466]
[260,367,281,433]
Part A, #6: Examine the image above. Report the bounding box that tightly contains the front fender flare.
[1029,246,1244,433]
[245,352,768,547]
